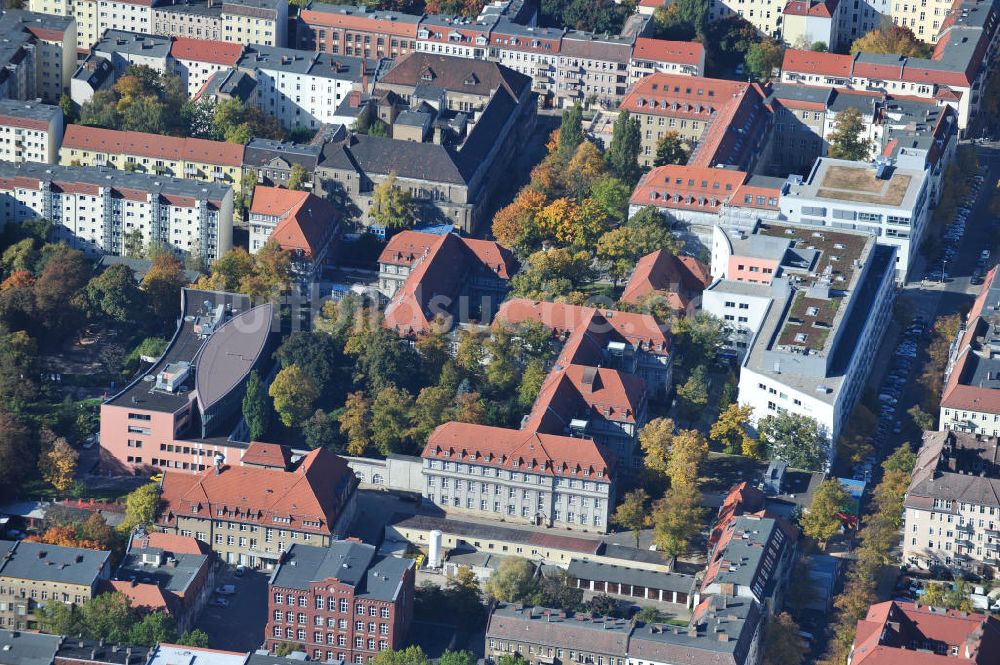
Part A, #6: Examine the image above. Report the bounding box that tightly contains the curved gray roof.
[195,302,274,413]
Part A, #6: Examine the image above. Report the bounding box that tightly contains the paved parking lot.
[193,566,269,652]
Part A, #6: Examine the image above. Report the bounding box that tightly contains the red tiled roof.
[170,37,243,66]
[109,580,171,612]
[0,113,49,131]
[382,232,515,337]
[782,49,854,78]
[497,298,671,356]
[783,0,838,16]
[523,364,646,434]
[158,448,355,536]
[620,73,748,117]
[130,532,209,555]
[730,182,782,211]
[423,422,615,480]
[62,125,244,167]
[240,441,293,470]
[621,250,710,308]
[629,165,748,212]
[631,38,703,67]
[298,7,419,37]
[707,482,764,550]
[262,189,339,259]
[851,601,1000,665]
[940,265,1000,413]
[250,186,308,217]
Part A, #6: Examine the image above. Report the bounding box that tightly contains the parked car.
[211,597,230,608]
[215,584,236,596]
[235,565,246,577]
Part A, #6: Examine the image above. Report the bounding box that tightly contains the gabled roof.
[523,364,647,434]
[382,232,514,336]
[630,165,748,212]
[497,299,671,357]
[940,265,1000,413]
[620,250,710,309]
[240,441,292,470]
[631,37,703,67]
[158,448,355,536]
[851,601,1000,665]
[423,422,615,480]
[170,37,243,65]
[379,52,531,100]
[61,125,244,167]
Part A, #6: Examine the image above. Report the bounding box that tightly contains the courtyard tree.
[827,107,873,161]
[612,489,650,547]
[801,479,849,548]
[269,364,319,428]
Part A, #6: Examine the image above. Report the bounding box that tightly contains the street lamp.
[942,259,948,283]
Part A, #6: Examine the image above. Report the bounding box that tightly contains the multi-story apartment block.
[100,290,275,473]
[296,3,420,57]
[780,156,931,282]
[849,601,1000,665]
[237,45,365,130]
[620,74,771,169]
[903,430,1000,574]
[0,10,76,104]
[941,267,1000,434]
[708,0,785,38]
[378,230,515,324]
[0,100,63,164]
[0,540,111,630]
[555,31,632,110]
[486,596,764,665]
[781,1,997,135]
[0,162,233,260]
[891,0,957,42]
[170,37,243,97]
[628,37,705,83]
[421,422,616,532]
[701,514,796,614]
[265,541,415,664]
[707,221,895,457]
[157,443,358,569]
[94,30,172,76]
[60,125,245,195]
[151,0,223,41]
[417,14,495,59]
[219,0,288,47]
[487,19,563,100]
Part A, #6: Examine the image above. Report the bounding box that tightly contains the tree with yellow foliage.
[850,24,931,58]
[710,403,757,457]
[666,428,708,489]
[639,417,676,476]
[340,391,373,456]
[492,189,546,255]
[39,433,78,492]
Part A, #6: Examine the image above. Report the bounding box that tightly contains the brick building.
[265,540,415,664]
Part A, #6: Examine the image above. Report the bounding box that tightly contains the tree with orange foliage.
[0,270,34,292]
[492,189,546,255]
[565,141,606,198]
[536,197,579,244]
[28,526,102,550]
[38,433,78,491]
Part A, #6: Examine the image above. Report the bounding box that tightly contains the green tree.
[672,312,725,372]
[828,107,873,161]
[676,365,709,420]
[653,132,690,167]
[370,386,415,455]
[517,358,548,408]
[882,443,916,474]
[119,483,160,533]
[79,592,135,643]
[635,607,666,624]
[801,479,849,547]
[36,599,81,635]
[368,118,390,137]
[176,629,210,647]
[129,611,178,646]
[85,264,144,323]
[612,489,649,547]
[370,173,414,229]
[762,612,807,665]
[483,557,537,602]
[58,94,75,122]
[606,110,641,184]
[745,39,783,80]
[242,369,271,441]
[371,646,430,665]
[275,332,341,396]
[438,651,476,665]
[559,103,584,153]
[303,409,341,451]
[287,164,308,191]
[908,404,935,431]
[269,364,320,428]
[758,412,829,471]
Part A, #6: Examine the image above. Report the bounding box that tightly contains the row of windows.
[274,627,386,652]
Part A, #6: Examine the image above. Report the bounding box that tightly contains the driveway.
[193,566,269,652]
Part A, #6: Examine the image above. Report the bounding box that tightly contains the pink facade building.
[99,288,277,474]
